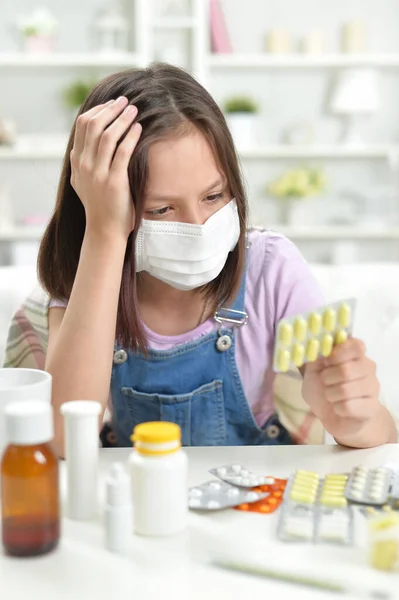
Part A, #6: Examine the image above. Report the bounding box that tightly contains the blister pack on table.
[188,480,268,511]
[277,470,353,545]
[209,464,275,488]
[273,299,356,373]
[344,466,392,506]
[235,477,288,515]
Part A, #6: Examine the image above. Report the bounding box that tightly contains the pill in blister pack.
[278,503,315,542]
[273,298,356,373]
[388,471,399,509]
[278,471,353,545]
[345,466,392,505]
[209,464,275,488]
[235,477,288,515]
[188,479,268,511]
[315,507,353,546]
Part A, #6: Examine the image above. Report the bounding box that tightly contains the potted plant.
[223,95,259,150]
[267,165,327,226]
[62,79,97,124]
[17,8,59,54]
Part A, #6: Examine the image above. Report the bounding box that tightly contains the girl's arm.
[45,97,141,456]
[46,231,126,457]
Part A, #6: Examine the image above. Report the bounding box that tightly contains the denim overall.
[110,260,293,447]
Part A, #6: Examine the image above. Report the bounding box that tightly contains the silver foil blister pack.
[209,464,275,488]
[188,479,268,511]
[344,466,392,505]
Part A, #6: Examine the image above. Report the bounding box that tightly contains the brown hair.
[38,62,248,351]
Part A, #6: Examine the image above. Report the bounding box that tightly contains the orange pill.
[240,504,249,510]
[260,505,271,513]
[268,497,278,505]
[273,491,283,498]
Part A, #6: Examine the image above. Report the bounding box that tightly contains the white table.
[1,444,399,600]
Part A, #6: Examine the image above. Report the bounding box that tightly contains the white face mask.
[135,199,240,291]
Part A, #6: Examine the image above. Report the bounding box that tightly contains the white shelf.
[267,225,399,241]
[0,52,142,68]
[4,137,398,161]
[0,227,45,242]
[0,136,67,160]
[209,53,399,69]
[238,144,399,159]
[152,17,195,29]
[2,225,399,243]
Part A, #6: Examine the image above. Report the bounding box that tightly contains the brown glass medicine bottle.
[1,401,60,557]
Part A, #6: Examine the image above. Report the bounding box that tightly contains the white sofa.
[1,262,399,424]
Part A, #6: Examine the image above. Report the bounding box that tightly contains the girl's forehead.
[147,131,220,183]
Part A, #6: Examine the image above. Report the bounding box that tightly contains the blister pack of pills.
[273,298,356,373]
[209,464,275,488]
[278,471,353,545]
[188,480,268,511]
[345,466,392,506]
[234,477,287,515]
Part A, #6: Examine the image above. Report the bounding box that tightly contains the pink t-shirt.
[50,230,324,427]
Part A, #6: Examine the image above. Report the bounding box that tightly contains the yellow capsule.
[335,329,348,345]
[293,317,307,342]
[324,474,348,482]
[277,349,290,372]
[321,489,345,497]
[296,470,319,479]
[338,302,351,328]
[322,308,337,332]
[306,339,320,362]
[321,334,333,358]
[279,322,293,346]
[292,343,305,368]
[320,496,348,508]
[289,490,316,504]
[308,312,322,335]
[292,481,319,492]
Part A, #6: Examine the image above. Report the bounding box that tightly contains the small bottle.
[129,421,188,536]
[1,401,60,557]
[105,462,131,554]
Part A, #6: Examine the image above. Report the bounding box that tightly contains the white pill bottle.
[129,421,188,536]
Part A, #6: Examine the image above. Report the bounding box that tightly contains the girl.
[38,63,397,455]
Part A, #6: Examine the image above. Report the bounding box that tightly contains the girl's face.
[144,129,230,224]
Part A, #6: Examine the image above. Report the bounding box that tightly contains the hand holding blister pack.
[273,299,356,373]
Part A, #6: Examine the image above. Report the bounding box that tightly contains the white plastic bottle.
[105,463,131,554]
[129,421,188,536]
[60,400,102,521]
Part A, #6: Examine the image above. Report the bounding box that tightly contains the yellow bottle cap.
[131,421,181,445]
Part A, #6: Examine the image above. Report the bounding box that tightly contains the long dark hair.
[38,63,248,351]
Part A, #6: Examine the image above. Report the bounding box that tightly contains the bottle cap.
[131,421,181,445]
[5,401,53,445]
[106,463,130,506]
[60,400,102,419]
[131,422,182,456]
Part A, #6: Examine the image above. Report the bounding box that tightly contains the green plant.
[17,8,59,37]
[62,80,97,110]
[224,95,258,113]
[267,166,327,200]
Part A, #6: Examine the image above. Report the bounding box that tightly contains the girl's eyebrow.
[145,176,226,203]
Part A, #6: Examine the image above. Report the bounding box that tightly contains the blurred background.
[1,0,399,267]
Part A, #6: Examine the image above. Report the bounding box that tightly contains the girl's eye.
[205,192,224,203]
[147,206,171,217]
